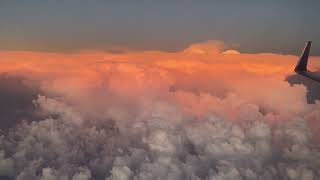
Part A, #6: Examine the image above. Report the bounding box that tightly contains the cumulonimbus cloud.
[0,40,319,179]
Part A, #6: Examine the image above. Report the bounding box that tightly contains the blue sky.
[0,0,319,54]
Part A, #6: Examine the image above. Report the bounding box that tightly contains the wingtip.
[294,41,312,72]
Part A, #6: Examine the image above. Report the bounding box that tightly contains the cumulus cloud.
[0,41,319,179]
[0,151,14,177]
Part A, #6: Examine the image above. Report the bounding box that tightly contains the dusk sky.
[1,0,320,54]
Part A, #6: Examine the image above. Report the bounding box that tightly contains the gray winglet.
[295,41,312,72]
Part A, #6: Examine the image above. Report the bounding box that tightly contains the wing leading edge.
[295,41,320,83]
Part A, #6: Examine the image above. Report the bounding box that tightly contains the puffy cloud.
[208,162,242,180]
[0,94,320,179]
[72,168,92,180]
[0,151,14,177]
[183,40,226,55]
[222,50,241,55]
[0,41,319,179]
[107,166,132,180]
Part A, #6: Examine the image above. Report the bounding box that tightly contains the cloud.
[0,74,41,130]
[0,40,319,179]
[222,50,241,55]
[286,74,320,103]
[183,40,226,55]
[0,151,14,177]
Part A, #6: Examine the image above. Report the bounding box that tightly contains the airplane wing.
[295,41,320,83]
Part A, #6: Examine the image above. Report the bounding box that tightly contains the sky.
[0,0,320,54]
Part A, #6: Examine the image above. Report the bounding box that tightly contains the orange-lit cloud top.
[0,41,319,122]
[2,41,320,180]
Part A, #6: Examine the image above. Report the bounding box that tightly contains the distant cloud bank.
[0,41,320,180]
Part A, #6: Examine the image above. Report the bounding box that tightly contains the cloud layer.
[0,41,319,179]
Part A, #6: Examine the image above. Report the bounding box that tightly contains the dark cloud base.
[0,74,41,131]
